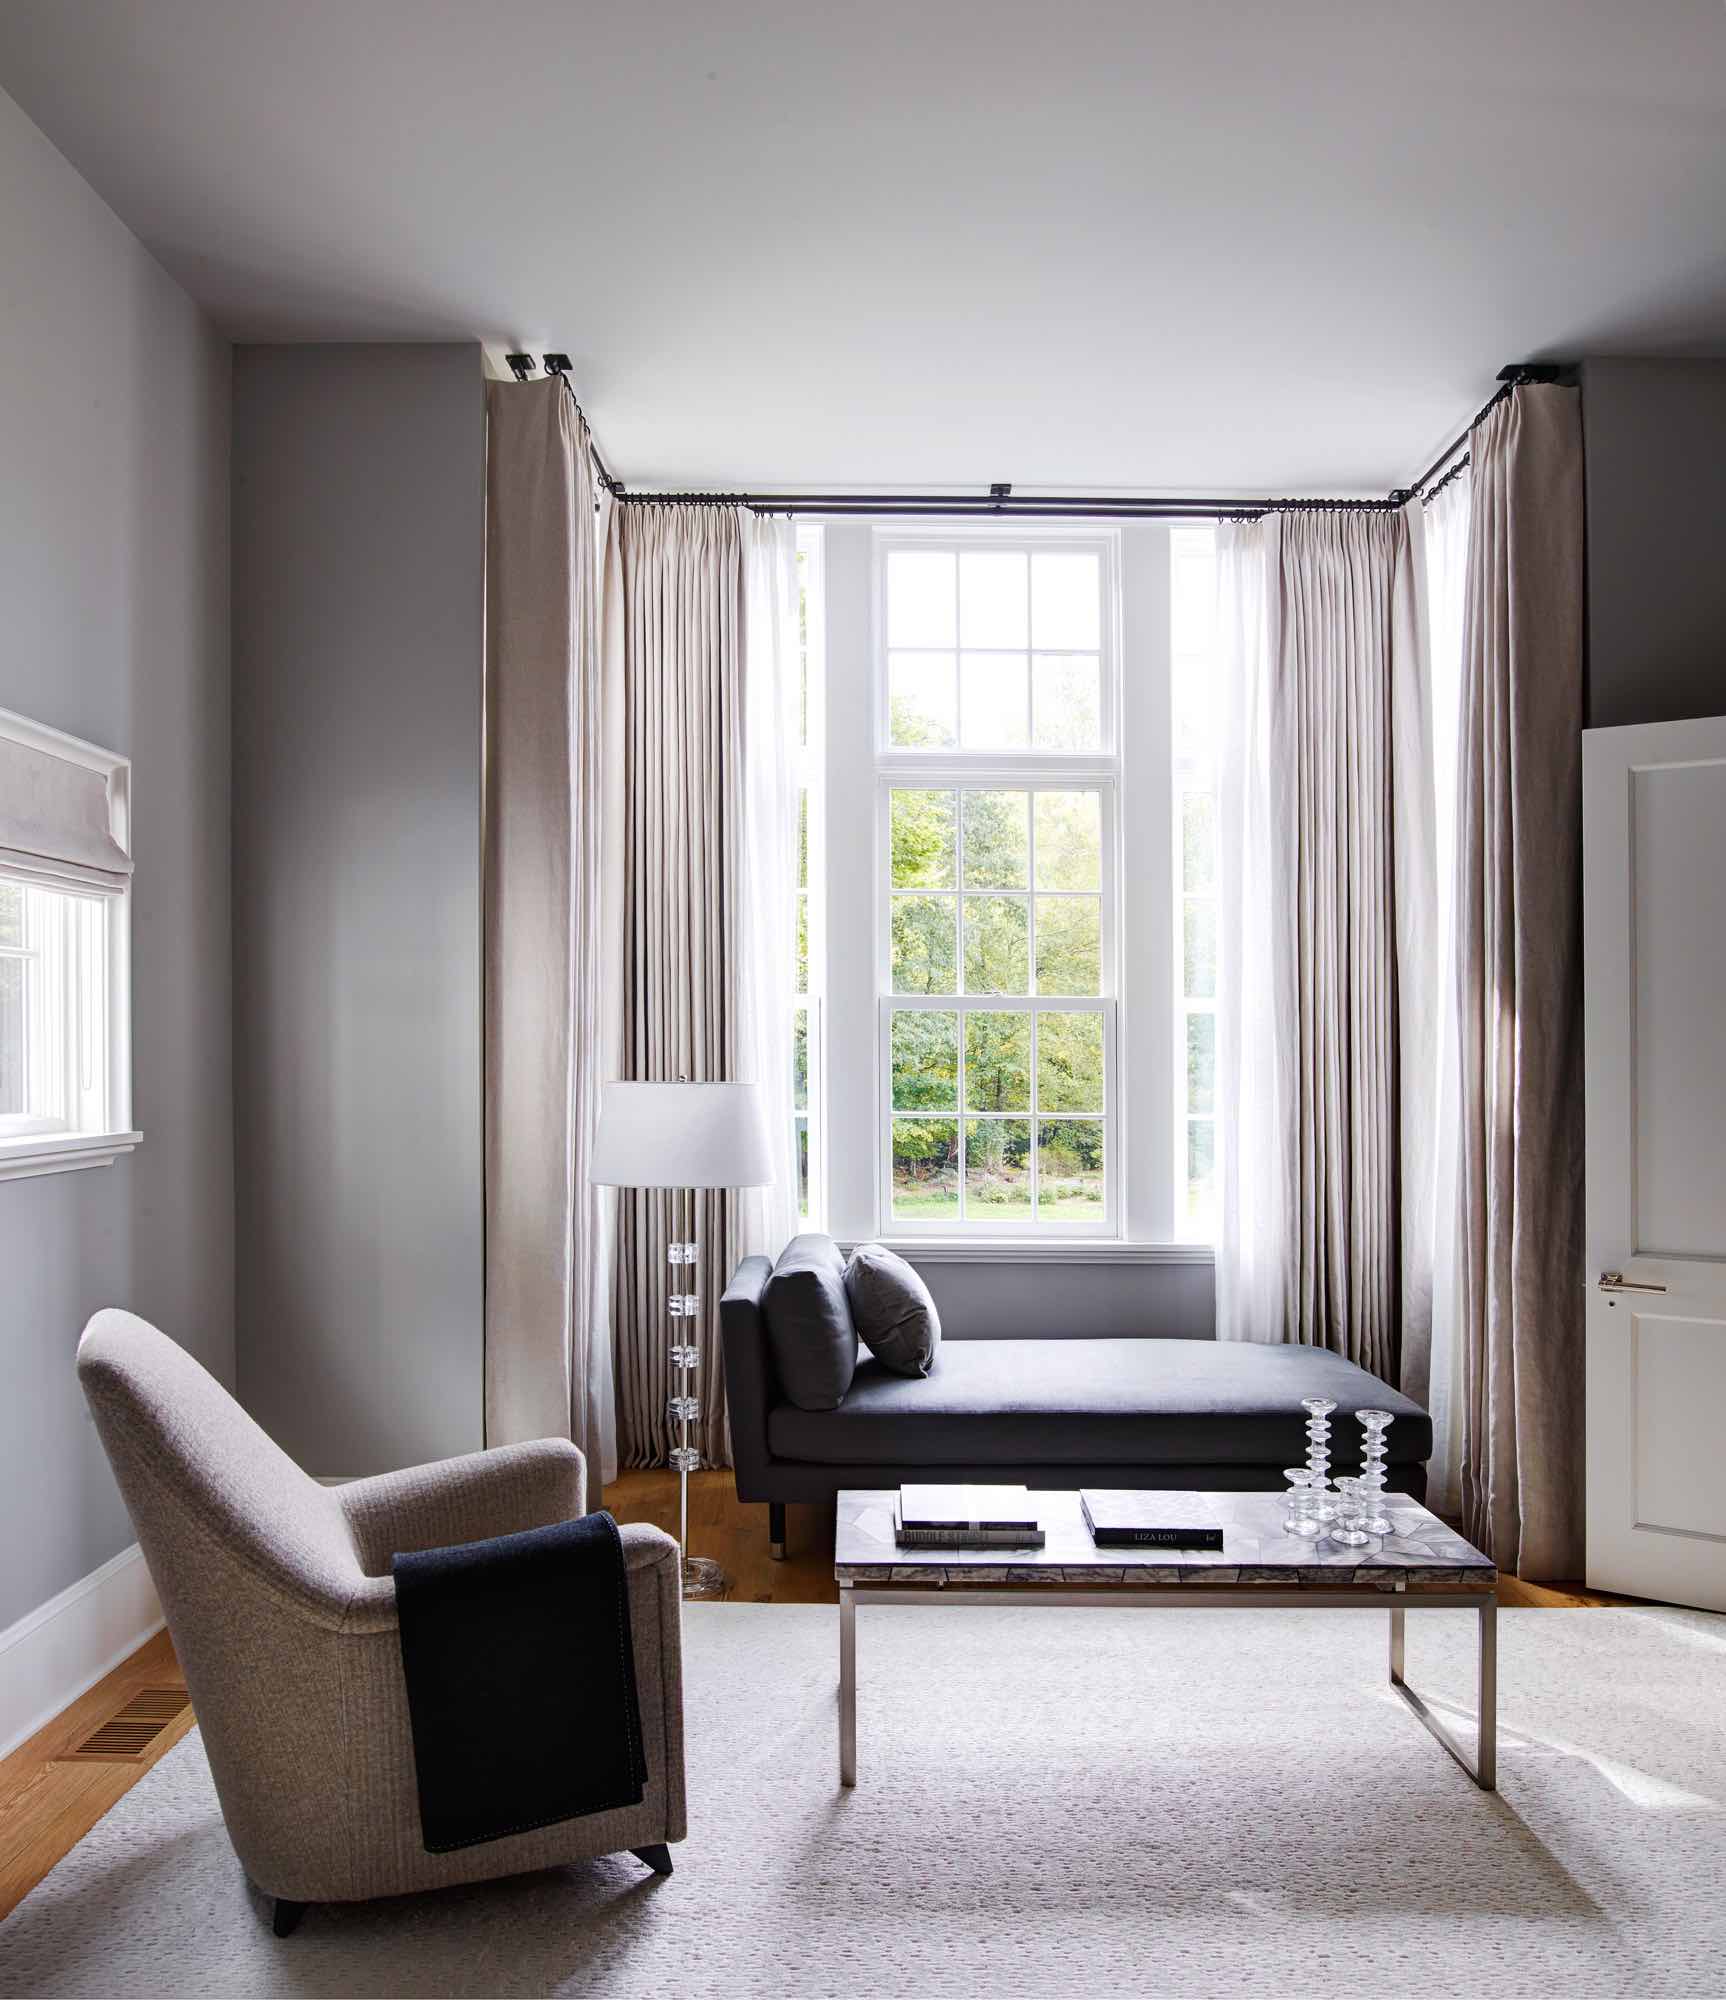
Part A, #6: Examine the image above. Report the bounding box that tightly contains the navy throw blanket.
[392,1510,647,1854]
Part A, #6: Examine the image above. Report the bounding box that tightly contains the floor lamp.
[590,1080,774,1601]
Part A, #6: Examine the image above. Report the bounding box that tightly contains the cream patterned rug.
[2,1604,1723,1998]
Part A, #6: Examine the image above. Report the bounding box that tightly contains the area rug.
[2,1604,1723,1998]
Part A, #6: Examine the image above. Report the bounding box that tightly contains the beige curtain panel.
[1453,384,1587,1580]
[482,378,617,1488]
[1217,506,1436,1392]
[601,502,785,1470]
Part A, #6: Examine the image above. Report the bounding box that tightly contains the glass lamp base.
[681,1554,729,1601]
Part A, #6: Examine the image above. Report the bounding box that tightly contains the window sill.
[0,1129,143,1184]
[841,1236,1213,1266]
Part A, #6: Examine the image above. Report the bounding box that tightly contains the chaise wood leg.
[631,1843,674,1876]
[769,1501,786,1561]
[272,1898,307,1937]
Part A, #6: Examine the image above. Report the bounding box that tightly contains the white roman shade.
[0,709,132,892]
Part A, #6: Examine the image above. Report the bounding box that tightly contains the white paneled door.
[1584,715,1726,1612]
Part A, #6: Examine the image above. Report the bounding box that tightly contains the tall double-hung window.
[802,521,1216,1252]
[877,539,1117,1235]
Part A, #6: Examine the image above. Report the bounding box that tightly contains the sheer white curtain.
[1214,518,1290,1343]
[736,513,803,1262]
[1420,469,1472,1516]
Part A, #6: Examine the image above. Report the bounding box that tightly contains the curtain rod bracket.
[543,352,573,377]
[504,353,535,382]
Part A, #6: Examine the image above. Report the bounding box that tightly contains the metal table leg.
[839,1586,856,1788]
[1388,1594,1498,1791]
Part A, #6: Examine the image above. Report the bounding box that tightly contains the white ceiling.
[2,0,1724,493]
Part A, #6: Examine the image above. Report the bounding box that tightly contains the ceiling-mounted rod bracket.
[542,352,573,377]
[504,353,535,382]
[1495,361,1564,385]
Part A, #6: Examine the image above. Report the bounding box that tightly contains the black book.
[1080,1490,1224,1550]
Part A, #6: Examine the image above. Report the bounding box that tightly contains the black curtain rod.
[1399,361,1572,503]
[507,353,1573,519]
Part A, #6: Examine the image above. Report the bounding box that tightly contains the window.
[792,527,826,1222]
[874,539,1118,1236]
[814,523,1211,1251]
[0,708,136,1182]
[0,879,111,1135]
[883,545,1106,751]
[1171,528,1219,1237]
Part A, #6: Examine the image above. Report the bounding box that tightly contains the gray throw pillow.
[761,1234,858,1411]
[845,1244,940,1378]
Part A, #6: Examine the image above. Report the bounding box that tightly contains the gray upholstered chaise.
[77,1309,685,1933]
[721,1240,1431,1557]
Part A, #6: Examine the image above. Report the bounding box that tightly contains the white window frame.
[0,707,139,1184]
[817,519,1200,1260]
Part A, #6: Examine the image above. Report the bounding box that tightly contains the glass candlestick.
[1355,1409,1395,1535]
[1300,1396,1338,1521]
[1329,1477,1373,1548]
[1281,1468,1322,1537]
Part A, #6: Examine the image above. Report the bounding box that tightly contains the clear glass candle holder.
[1281,1468,1323,1536]
[1300,1396,1338,1521]
[1356,1409,1395,1535]
[1329,1477,1373,1548]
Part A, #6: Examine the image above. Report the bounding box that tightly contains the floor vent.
[56,1687,190,1763]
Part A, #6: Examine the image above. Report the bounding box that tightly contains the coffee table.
[834,1488,1498,1790]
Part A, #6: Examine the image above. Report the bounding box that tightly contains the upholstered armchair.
[76,1310,685,1933]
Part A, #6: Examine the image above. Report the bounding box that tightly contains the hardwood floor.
[607,1468,839,1605]
[0,1467,1647,1922]
[0,1628,191,1922]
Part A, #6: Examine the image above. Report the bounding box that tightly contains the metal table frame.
[837,1582,1497,1792]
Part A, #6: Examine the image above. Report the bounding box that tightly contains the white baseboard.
[0,1544,164,1760]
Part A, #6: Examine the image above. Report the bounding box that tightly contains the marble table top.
[834,1488,1495,1593]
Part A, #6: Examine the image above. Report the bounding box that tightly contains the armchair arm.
[334,1502,678,1636]
[339,1437,587,1576]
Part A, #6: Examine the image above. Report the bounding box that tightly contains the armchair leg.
[272,1899,307,1938]
[631,1844,674,1876]
[769,1501,786,1561]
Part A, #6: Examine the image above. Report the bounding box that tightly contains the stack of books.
[895,1485,1045,1549]
[1080,1490,1224,1550]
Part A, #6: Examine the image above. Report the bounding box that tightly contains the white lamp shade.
[588,1081,775,1189]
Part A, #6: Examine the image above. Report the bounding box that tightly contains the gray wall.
[910,1257,1213,1340]
[1584,358,1726,729]
[0,87,232,1629]
[231,344,485,1476]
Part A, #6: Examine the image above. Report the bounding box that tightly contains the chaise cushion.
[766,1338,1431,1469]
[761,1234,858,1411]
